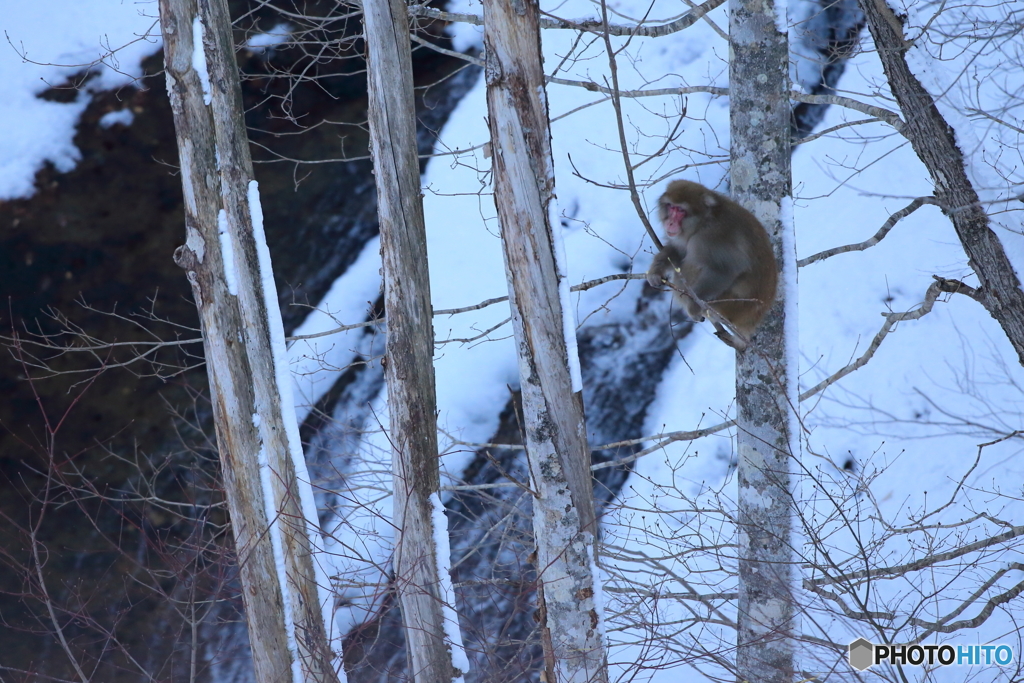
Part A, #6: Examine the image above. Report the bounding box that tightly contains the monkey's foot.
[713,324,748,352]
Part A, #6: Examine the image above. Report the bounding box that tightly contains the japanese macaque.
[647,180,778,347]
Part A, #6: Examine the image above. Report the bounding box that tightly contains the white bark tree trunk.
[158,1,340,682]
[362,0,462,681]
[481,1,609,681]
[729,0,799,681]
[859,0,1024,367]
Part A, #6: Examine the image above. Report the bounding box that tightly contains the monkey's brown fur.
[647,180,778,341]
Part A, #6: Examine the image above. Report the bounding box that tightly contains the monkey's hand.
[646,267,669,289]
[647,245,684,289]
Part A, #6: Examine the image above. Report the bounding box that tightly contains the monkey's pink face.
[663,204,688,236]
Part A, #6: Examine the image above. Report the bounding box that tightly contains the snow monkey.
[646,180,778,347]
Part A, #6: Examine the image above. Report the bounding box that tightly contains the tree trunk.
[859,0,1024,367]
[158,1,340,682]
[362,0,463,681]
[729,0,799,681]
[481,1,609,681]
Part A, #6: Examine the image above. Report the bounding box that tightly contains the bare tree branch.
[799,197,942,267]
[860,0,1024,366]
[913,564,1024,637]
[407,0,727,37]
[800,277,946,401]
[807,525,1024,587]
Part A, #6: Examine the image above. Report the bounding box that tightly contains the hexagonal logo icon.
[849,638,875,671]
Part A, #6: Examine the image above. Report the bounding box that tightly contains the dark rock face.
[0,2,474,680]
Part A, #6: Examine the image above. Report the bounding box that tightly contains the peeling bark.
[363,0,460,680]
[158,1,339,681]
[481,0,609,680]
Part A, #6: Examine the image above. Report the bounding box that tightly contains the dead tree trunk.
[859,0,1024,367]
[158,1,340,682]
[362,0,463,681]
[729,0,799,681]
[481,0,609,681]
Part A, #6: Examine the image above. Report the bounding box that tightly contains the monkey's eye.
[670,205,687,222]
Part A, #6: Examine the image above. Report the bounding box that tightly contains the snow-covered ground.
[4,0,1023,680]
[0,1,160,199]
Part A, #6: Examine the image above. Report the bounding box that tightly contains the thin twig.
[791,92,905,131]
[599,0,664,251]
[407,0,726,37]
[807,524,1024,587]
[794,117,883,145]
[292,272,646,341]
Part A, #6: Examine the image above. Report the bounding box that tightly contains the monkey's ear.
[703,192,717,208]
